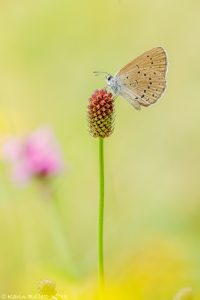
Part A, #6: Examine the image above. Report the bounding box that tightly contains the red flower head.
[87,89,115,138]
[2,128,63,184]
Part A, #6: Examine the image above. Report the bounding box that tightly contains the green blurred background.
[0,0,200,298]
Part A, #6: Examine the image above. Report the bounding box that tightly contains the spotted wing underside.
[116,47,167,109]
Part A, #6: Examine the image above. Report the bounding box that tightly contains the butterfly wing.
[115,47,167,109]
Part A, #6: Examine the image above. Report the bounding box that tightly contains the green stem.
[98,138,104,287]
[38,180,76,277]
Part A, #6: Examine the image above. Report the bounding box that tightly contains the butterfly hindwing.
[116,47,167,109]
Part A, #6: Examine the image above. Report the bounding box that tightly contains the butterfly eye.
[107,75,112,81]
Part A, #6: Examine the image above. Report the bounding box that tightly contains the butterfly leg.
[105,84,119,100]
[113,94,119,101]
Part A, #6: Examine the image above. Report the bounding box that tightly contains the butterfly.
[95,47,167,110]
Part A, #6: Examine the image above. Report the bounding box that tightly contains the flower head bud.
[88,89,115,138]
[173,287,193,300]
[38,279,57,297]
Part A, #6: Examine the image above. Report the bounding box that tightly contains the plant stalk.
[98,137,105,288]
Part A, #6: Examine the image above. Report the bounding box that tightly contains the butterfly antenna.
[93,71,110,77]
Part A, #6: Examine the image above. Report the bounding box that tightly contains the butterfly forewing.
[116,47,167,109]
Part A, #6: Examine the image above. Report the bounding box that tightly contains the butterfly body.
[106,75,122,94]
[106,47,167,110]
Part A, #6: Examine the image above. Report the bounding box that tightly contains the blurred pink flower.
[3,128,64,184]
